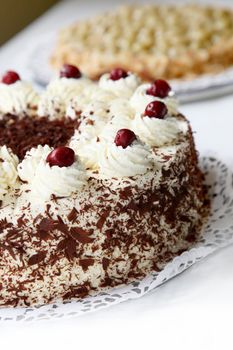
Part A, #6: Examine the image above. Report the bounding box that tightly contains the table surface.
[0,1,233,349]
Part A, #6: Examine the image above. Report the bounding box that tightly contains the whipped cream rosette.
[38,65,94,119]
[130,81,178,115]
[0,146,19,200]
[99,70,141,98]
[18,145,87,201]
[0,72,39,117]
[99,134,153,178]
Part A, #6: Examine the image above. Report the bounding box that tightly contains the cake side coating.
[0,123,207,307]
[0,69,209,307]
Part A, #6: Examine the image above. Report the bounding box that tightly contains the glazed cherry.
[109,68,128,81]
[146,79,171,98]
[114,129,136,149]
[60,64,82,79]
[1,71,20,85]
[46,147,75,167]
[144,101,168,119]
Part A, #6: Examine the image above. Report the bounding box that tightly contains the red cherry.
[46,147,75,167]
[60,64,82,79]
[144,101,168,119]
[109,68,128,81]
[146,79,171,98]
[1,71,21,85]
[114,129,136,149]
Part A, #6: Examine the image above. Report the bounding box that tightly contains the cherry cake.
[0,67,209,307]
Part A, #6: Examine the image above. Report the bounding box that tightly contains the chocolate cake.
[0,67,209,307]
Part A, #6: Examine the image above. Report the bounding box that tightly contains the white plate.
[28,35,233,103]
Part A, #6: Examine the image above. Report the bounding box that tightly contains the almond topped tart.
[50,4,233,81]
[0,66,209,307]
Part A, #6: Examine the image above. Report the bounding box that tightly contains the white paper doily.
[0,157,232,323]
[28,34,233,103]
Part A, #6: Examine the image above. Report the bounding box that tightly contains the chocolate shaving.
[70,227,94,244]
[65,238,78,260]
[96,209,110,230]
[102,257,110,270]
[0,114,79,160]
[28,252,46,266]
[38,218,55,232]
[58,237,77,260]
[63,285,89,299]
[67,207,78,223]
[79,258,94,271]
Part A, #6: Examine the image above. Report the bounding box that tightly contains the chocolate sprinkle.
[0,114,79,160]
[28,252,46,266]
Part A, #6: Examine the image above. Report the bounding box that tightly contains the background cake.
[51,4,233,81]
[0,66,208,307]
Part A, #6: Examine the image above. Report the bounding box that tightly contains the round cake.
[0,66,208,307]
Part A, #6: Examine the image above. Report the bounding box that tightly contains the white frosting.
[37,96,65,120]
[99,116,132,144]
[18,145,87,201]
[76,101,110,140]
[82,101,109,124]
[90,88,116,104]
[94,98,134,143]
[18,145,52,182]
[99,140,153,178]
[66,95,90,119]
[31,158,87,201]
[132,113,187,147]
[130,84,178,115]
[38,77,93,119]
[65,86,115,119]
[0,81,39,116]
[46,76,92,98]
[109,98,135,120]
[99,73,141,98]
[0,146,19,200]
[68,100,111,169]
[70,131,100,170]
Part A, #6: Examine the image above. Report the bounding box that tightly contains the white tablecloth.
[0,1,233,349]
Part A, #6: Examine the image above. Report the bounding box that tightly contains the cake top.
[0,66,188,206]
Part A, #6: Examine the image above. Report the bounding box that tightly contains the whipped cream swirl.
[99,99,135,143]
[0,146,19,200]
[130,84,178,115]
[38,76,93,119]
[32,159,87,201]
[18,145,87,201]
[99,73,141,98]
[69,100,111,169]
[99,140,153,178]
[91,88,116,104]
[109,98,135,120]
[132,113,186,147]
[0,81,39,117]
[66,86,115,119]
[18,145,52,182]
[70,131,100,170]
[99,116,132,144]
